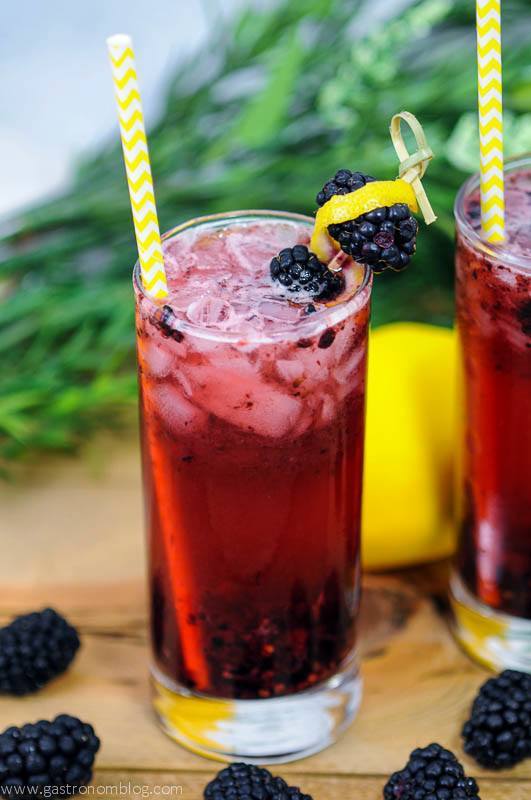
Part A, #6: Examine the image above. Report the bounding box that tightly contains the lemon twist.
[310,111,435,263]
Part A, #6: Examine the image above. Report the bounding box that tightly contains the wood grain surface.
[0,437,529,798]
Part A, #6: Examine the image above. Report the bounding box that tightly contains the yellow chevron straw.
[107,34,168,299]
[476,0,505,243]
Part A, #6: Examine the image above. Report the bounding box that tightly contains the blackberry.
[316,170,418,273]
[204,763,312,800]
[0,714,100,798]
[0,609,80,696]
[270,245,344,301]
[153,305,184,342]
[462,670,531,769]
[384,743,481,800]
[315,169,377,206]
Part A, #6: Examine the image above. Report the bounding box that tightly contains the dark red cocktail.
[135,211,371,760]
[451,158,531,671]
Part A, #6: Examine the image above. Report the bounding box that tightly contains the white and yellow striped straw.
[107,34,168,299]
[476,0,505,243]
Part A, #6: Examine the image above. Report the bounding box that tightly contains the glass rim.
[133,209,372,343]
[454,152,531,271]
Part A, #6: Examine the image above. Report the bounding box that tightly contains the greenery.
[1,0,530,466]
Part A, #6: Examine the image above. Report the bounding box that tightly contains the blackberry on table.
[384,743,481,800]
[205,763,284,800]
[462,670,531,769]
[270,245,344,301]
[0,609,80,696]
[204,763,312,800]
[316,170,418,273]
[0,714,100,798]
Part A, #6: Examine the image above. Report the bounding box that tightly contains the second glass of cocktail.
[450,157,531,671]
[136,211,371,762]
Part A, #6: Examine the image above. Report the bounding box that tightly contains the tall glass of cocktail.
[135,211,371,762]
[450,156,531,671]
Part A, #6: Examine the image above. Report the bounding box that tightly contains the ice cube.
[240,316,265,333]
[169,287,204,312]
[228,301,266,331]
[190,360,302,437]
[228,304,252,329]
[320,393,336,425]
[284,343,331,392]
[276,359,305,384]
[225,230,276,274]
[258,299,303,324]
[334,349,366,399]
[328,322,363,365]
[291,409,313,437]
[144,342,175,378]
[175,369,194,398]
[163,237,198,281]
[150,384,207,434]
[187,297,235,329]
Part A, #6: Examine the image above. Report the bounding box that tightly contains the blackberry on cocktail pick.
[0,608,80,696]
[204,763,313,800]
[384,743,481,800]
[316,169,418,273]
[269,244,344,301]
[316,169,377,205]
[462,670,531,769]
[0,714,100,797]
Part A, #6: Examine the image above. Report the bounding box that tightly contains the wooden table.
[1,438,529,799]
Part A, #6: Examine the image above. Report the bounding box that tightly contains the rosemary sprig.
[1,0,530,465]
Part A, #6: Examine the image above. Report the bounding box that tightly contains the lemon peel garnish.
[310,112,436,263]
[310,179,418,262]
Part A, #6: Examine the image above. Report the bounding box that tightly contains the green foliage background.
[1,0,530,465]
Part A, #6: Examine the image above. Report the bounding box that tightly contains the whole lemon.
[362,322,457,570]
